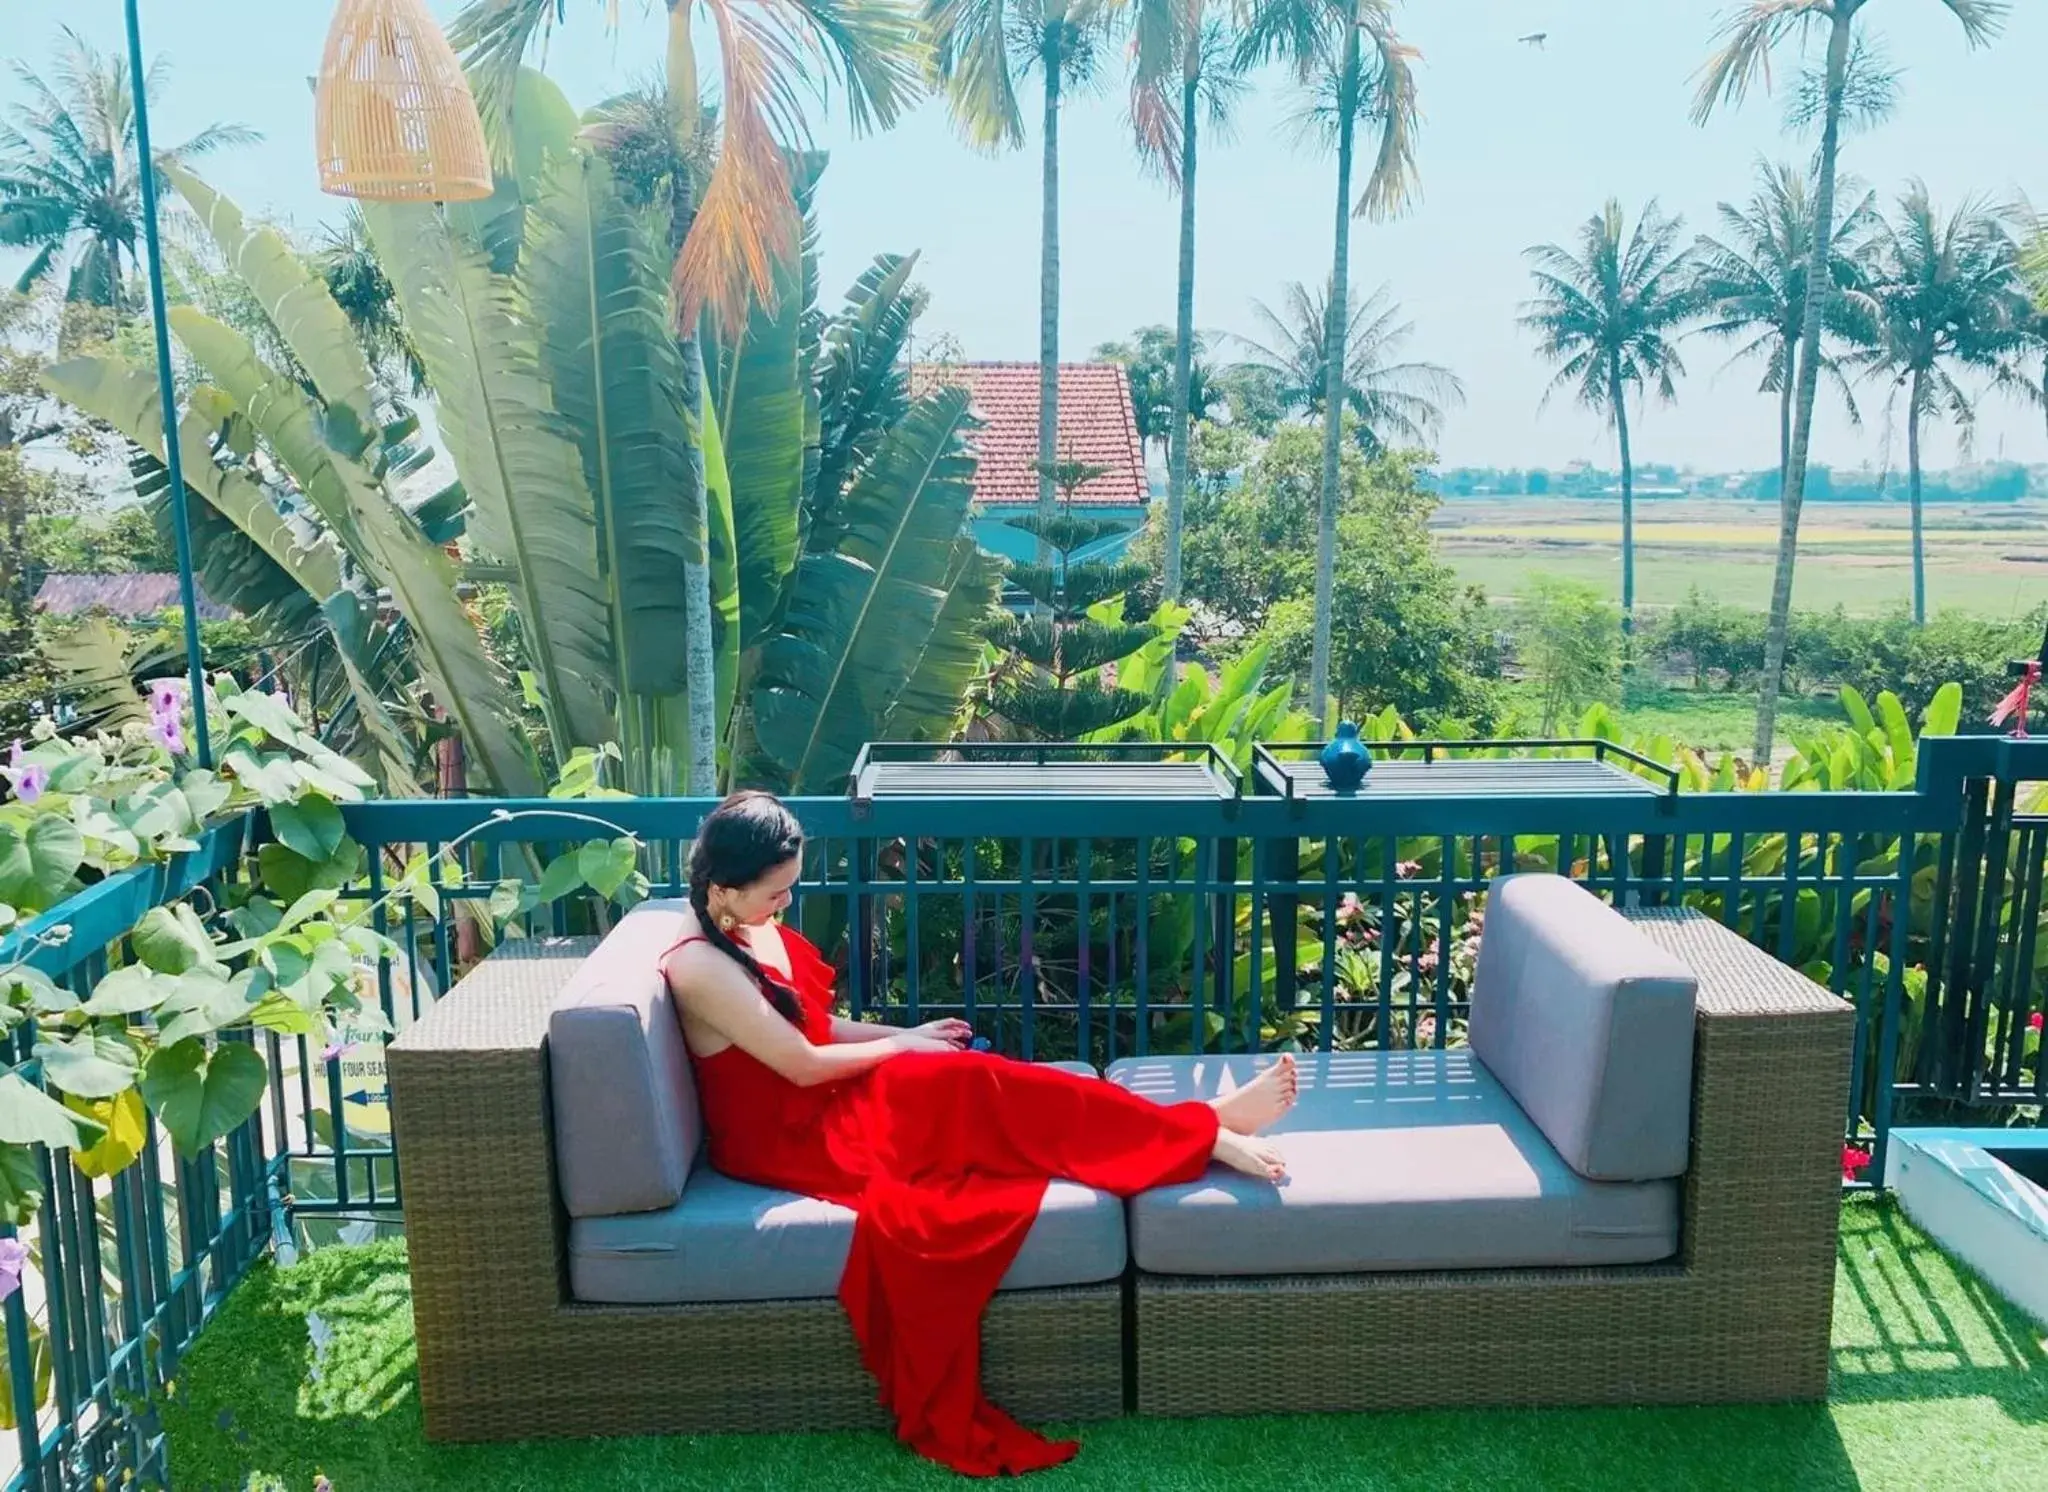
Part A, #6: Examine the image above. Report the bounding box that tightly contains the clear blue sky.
[6,0,2046,474]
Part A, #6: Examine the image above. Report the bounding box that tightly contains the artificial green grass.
[163,1198,2047,1492]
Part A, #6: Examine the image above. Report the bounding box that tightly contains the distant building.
[910,361,1149,567]
[33,573,232,621]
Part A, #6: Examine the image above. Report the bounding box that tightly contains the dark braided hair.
[688,791,807,1029]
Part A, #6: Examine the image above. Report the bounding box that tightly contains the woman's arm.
[829,1014,972,1046]
[667,949,953,1087]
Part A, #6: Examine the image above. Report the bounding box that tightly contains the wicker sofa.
[387,874,1852,1443]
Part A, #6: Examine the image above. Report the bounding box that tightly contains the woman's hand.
[910,1018,973,1049]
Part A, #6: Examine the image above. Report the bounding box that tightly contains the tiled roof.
[33,573,232,621]
[910,361,1148,507]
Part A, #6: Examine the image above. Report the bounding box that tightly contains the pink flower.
[1395,860,1422,880]
[1841,1145,1872,1182]
[1417,950,1440,975]
[153,714,183,753]
[0,1237,25,1303]
[148,679,182,717]
[320,1042,354,1065]
[2029,1012,2044,1034]
[5,741,46,805]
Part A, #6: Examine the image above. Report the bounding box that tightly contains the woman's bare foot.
[1212,1128,1288,1182]
[1210,1054,1298,1136]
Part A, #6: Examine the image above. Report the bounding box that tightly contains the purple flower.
[5,742,45,806]
[320,1041,354,1065]
[148,679,182,718]
[0,1237,26,1304]
[153,714,183,754]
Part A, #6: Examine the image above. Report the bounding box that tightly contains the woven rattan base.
[1132,1264,1831,1418]
[415,1282,1124,1442]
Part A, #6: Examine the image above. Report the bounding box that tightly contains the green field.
[1435,499,2048,619]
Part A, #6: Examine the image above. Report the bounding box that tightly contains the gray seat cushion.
[1111,1051,1678,1277]
[1470,874,1698,1182]
[568,1062,1122,1303]
[548,900,699,1218]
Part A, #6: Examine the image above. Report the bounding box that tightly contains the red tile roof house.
[909,362,1152,569]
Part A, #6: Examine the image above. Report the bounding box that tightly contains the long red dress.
[665,925,1220,1477]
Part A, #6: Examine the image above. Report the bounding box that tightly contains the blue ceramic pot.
[1319,721,1372,791]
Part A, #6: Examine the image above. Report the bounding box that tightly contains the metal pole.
[124,0,212,766]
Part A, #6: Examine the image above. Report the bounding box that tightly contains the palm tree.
[0,27,256,307]
[1234,279,1463,454]
[1692,0,2009,761]
[1128,2,1245,603]
[1238,0,1420,732]
[452,0,922,337]
[1847,185,2035,623]
[925,0,1108,567]
[1693,159,1877,500]
[1092,324,1220,462]
[2018,219,2048,441]
[1520,201,1697,635]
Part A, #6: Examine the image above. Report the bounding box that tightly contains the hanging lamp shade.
[314,0,493,202]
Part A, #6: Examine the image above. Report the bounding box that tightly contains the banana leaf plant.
[38,72,996,800]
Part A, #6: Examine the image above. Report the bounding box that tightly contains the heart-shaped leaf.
[222,744,301,805]
[222,689,307,747]
[0,818,86,915]
[4,967,74,1015]
[37,1026,142,1099]
[486,879,523,923]
[0,1144,44,1227]
[267,796,345,864]
[155,970,261,1047]
[578,838,639,901]
[132,903,223,976]
[0,1072,105,1148]
[66,1089,145,1179]
[140,1040,268,1157]
[80,965,174,1018]
[534,853,584,908]
[177,769,234,824]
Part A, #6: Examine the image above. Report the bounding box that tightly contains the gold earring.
[718,910,738,931]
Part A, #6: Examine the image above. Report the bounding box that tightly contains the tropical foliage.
[1236,0,1420,731]
[40,74,996,801]
[1233,279,1464,455]
[1844,183,2038,623]
[1692,158,1877,496]
[1521,200,1696,634]
[0,27,257,306]
[1690,0,2012,760]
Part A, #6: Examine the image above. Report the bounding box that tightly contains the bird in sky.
[1519,32,1548,48]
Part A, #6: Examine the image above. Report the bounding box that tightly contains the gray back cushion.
[548,900,700,1218]
[1469,874,1698,1182]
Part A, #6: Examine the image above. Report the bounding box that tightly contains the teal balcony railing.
[1,733,2042,1490]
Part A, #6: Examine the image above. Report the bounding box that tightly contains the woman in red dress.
[662,792,1295,1477]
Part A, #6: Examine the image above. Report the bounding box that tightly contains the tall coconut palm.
[2018,220,2048,441]
[1847,185,2034,623]
[1234,279,1463,454]
[452,0,922,337]
[1520,201,1698,635]
[926,0,1108,567]
[0,27,256,307]
[1693,160,1877,499]
[1128,2,1245,602]
[1692,0,2009,761]
[1238,0,1420,732]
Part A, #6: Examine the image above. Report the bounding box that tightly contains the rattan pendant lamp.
[315,0,493,202]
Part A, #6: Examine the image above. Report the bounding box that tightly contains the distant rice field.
[1435,498,2048,618]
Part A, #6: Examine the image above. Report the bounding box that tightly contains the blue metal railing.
[0,733,2042,1489]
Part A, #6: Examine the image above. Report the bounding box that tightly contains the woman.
[662,791,1295,1477]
